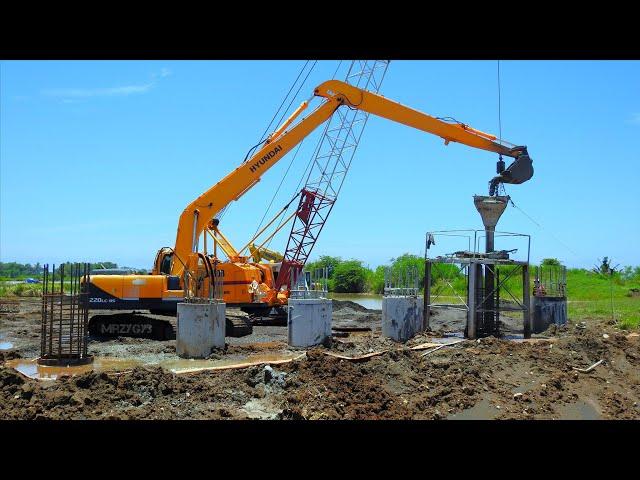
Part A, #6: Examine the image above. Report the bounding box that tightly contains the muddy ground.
[1,297,638,420]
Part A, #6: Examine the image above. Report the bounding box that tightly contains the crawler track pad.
[226,316,253,337]
[89,313,175,340]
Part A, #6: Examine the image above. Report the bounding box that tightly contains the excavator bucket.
[489,153,534,195]
[498,154,534,185]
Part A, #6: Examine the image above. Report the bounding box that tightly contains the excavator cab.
[160,252,173,275]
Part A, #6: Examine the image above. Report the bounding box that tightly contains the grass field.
[565,269,640,329]
[0,283,43,297]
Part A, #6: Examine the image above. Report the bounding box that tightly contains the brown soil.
[1,298,638,420]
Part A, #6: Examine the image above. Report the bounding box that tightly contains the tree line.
[0,262,148,279]
[305,254,463,294]
[304,255,640,294]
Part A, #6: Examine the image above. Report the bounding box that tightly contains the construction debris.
[573,359,604,374]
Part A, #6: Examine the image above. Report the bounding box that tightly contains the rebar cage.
[424,230,532,339]
[289,267,329,299]
[39,263,93,366]
[384,264,420,297]
[182,254,224,303]
[534,264,567,297]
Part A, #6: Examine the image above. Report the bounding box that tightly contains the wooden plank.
[173,353,306,375]
[322,350,389,361]
[409,342,443,351]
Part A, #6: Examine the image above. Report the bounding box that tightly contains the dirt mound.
[0,365,261,420]
[332,299,376,312]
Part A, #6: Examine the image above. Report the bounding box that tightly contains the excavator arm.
[314,80,533,195]
[171,79,533,277]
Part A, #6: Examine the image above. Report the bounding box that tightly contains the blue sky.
[1,60,639,270]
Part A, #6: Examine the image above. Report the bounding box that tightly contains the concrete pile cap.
[473,195,509,229]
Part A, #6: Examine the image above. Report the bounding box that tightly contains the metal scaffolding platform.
[424,230,532,339]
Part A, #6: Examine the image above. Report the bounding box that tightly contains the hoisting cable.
[260,61,347,252]
[292,60,345,197]
[259,60,345,252]
[505,193,581,259]
[218,61,315,223]
[272,61,317,141]
[496,60,505,190]
[498,60,503,147]
[248,61,318,239]
[242,60,313,164]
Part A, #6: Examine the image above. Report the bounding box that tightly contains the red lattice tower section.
[275,60,390,291]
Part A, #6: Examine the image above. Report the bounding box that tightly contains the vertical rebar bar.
[69,263,75,355]
[58,264,64,358]
[40,264,47,357]
[49,264,54,355]
[523,264,531,339]
[496,267,500,336]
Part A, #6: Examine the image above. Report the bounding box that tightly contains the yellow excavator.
[86,77,533,337]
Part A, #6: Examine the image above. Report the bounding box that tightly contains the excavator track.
[89,310,254,340]
[225,315,253,337]
[89,312,175,340]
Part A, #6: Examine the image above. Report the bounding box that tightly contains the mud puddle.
[556,399,602,420]
[6,357,139,380]
[6,352,303,380]
[0,334,14,351]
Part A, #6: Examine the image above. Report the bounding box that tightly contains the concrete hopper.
[473,195,509,231]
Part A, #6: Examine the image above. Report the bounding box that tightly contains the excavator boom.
[171,79,533,278]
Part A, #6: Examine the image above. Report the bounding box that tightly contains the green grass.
[565,269,640,329]
[568,298,639,330]
[0,282,43,297]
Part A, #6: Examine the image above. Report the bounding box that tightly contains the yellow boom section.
[172,80,527,278]
[314,80,524,158]
[172,97,341,277]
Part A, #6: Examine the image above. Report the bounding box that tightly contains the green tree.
[332,260,368,293]
[305,255,342,279]
[541,258,561,266]
[368,265,386,294]
[592,257,620,277]
[389,254,424,279]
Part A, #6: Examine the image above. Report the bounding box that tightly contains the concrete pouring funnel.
[473,195,509,230]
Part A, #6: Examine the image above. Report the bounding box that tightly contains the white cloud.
[42,83,154,98]
[151,68,172,80]
[41,67,172,102]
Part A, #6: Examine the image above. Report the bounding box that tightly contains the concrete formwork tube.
[287,298,332,348]
[176,302,226,358]
[382,296,425,343]
[532,296,566,334]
